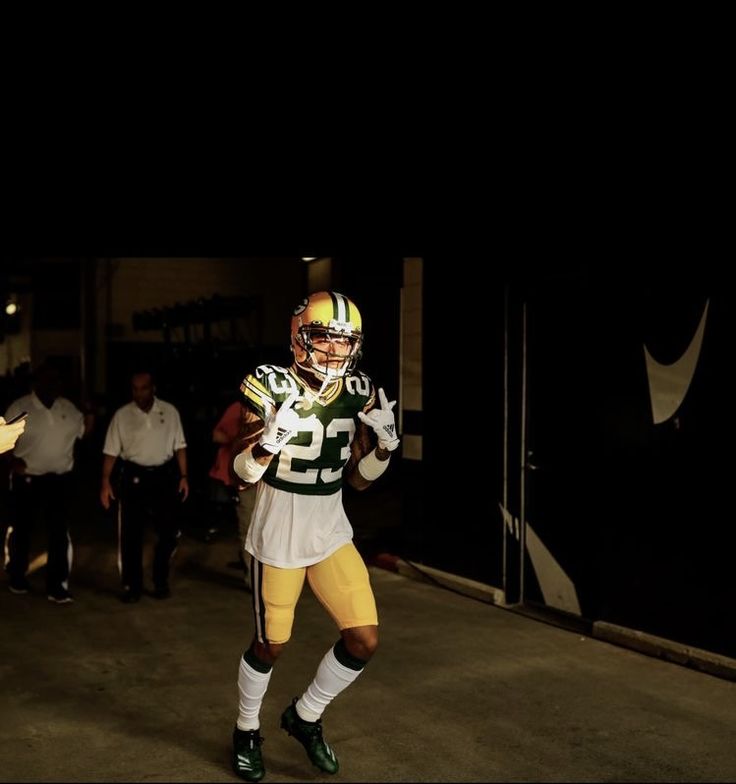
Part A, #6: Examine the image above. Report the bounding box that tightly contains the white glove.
[258,392,301,454]
[357,388,400,451]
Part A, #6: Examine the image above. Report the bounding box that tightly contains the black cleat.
[47,587,74,604]
[232,726,265,782]
[120,588,141,604]
[8,577,31,595]
[280,698,339,774]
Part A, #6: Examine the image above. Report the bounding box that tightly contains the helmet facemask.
[290,292,364,401]
[293,322,363,383]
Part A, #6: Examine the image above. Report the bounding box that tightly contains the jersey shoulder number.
[345,370,375,409]
[240,364,299,419]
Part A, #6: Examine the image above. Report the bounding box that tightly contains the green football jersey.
[240,364,376,495]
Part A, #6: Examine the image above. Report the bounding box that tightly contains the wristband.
[378,435,400,451]
[233,450,268,484]
[357,448,390,482]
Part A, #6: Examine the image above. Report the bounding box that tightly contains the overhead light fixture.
[301,257,318,262]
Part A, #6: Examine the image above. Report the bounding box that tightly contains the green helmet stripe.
[328,291,340,321]
[333,291,350,323]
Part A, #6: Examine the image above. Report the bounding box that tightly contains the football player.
[230,290,399,781]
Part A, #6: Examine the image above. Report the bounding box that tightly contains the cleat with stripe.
[232,727,265,782]
[280,698,339,774]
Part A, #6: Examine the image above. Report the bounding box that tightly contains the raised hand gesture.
[357,388,400,451]
[258,392,301,454]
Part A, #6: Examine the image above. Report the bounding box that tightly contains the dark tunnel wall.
[422,261,734,659]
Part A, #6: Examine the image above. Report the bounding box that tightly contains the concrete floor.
[1,524,735,783]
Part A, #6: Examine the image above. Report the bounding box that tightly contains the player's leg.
[280,543,379,774]
[233,558,306,781]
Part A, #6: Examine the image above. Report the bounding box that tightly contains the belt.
[123,460,173,473]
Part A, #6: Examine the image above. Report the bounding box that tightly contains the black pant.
[206,477,238,535]
[6,472,75,593]
[117,460,181,593]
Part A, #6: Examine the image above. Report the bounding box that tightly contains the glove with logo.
[258,392,301,454]
[357,388,400,451]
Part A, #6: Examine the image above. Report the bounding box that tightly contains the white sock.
[236,657,272,731]
[296,645,363,722]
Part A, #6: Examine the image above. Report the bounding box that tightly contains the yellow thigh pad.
[251,560,306,644]
[307,543,378,630]
[251,543,378,644]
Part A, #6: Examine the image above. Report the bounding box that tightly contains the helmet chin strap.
[293,357,343,406]
[315,372,335,399]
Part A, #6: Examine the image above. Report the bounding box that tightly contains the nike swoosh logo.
[643,298,709,424]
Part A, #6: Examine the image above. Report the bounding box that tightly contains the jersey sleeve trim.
[240,376,275,416]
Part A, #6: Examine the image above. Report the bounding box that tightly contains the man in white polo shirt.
[4,359,92,603]
[100,370,189,603]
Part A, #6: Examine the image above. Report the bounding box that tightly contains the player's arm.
[345,387,400,491]
[232,403,266,455]
[230,392,301,487]
[344,420,393,491]
[229,404,271,487]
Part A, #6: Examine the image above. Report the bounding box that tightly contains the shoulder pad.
[243,364,300,407]
[344,371,374,401]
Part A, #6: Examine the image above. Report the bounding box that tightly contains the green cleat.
[232,727,265,782]
[280,698,339,774]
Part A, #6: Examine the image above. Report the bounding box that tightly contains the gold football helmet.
[290,291,363,381]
